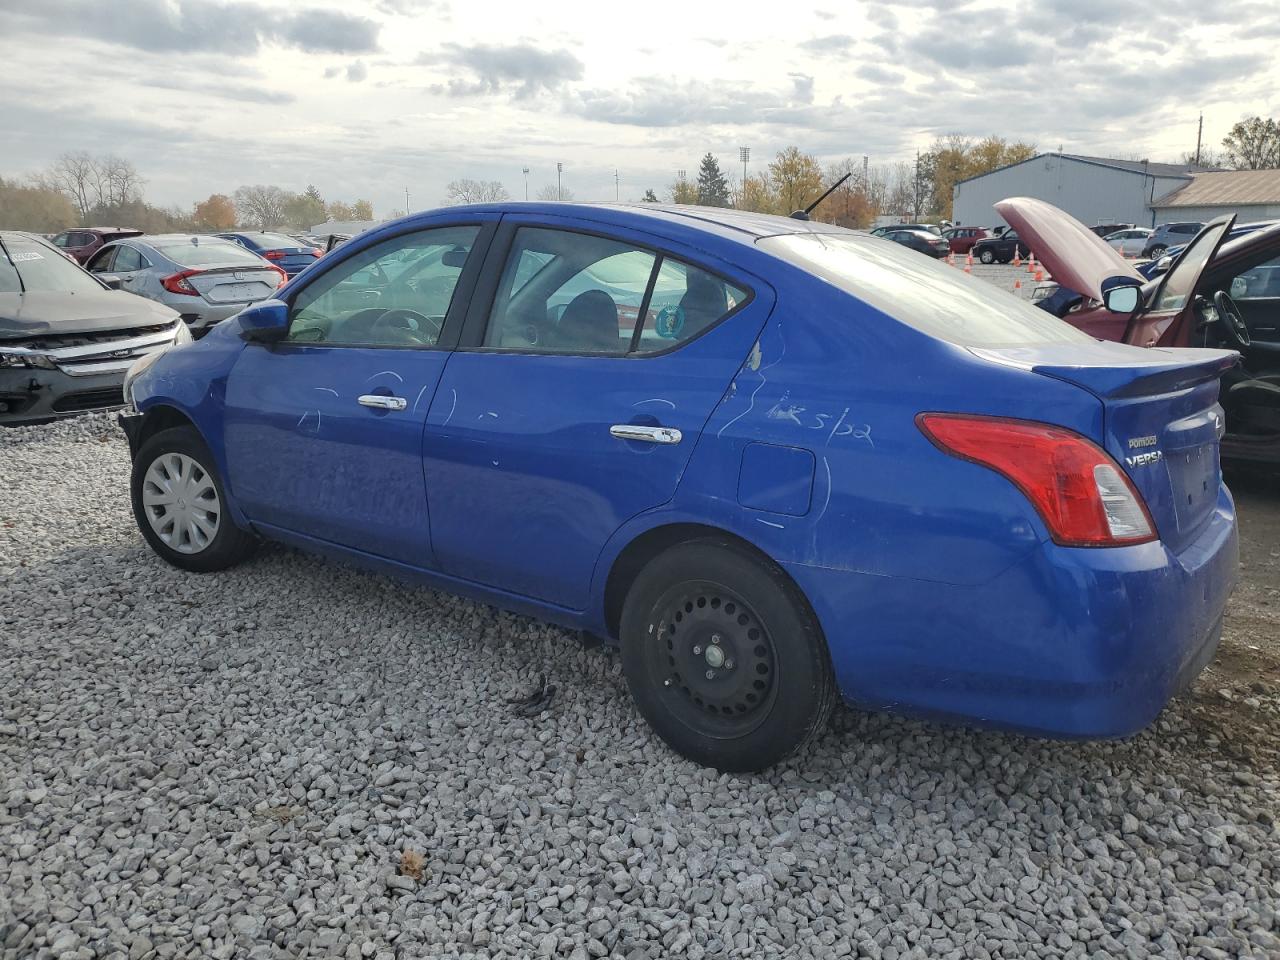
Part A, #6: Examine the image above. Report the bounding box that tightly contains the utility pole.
[557,162,563,201]
[615,168,620,201]
[522,167,529,200]
[739,147,750,208]
[1195,113,1204,165]
[404,187,410,213]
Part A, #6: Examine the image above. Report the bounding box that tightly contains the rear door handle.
[358,394,407,411]
[610,424,682,444]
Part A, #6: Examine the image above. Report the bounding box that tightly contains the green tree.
[642,188,659,202]
[695,153,731,207]
[325,200,354,221]
[738,172,778,214]
[1221,116,1280,170]
[768,147,824,214]
[284,185,325,228]
[352,199,374,220]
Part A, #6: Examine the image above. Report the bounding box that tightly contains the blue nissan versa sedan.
[118,203,1240,771]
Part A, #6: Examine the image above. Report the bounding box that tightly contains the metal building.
[952,153,1212,230]
[1150,170,1280,224]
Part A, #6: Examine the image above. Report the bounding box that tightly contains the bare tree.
[446,179,510,204]
[98,155,144,208]
[47,151,98,222]
[234,185,290,229]
[535,184,573,201]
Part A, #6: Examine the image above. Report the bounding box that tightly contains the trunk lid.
[996,197,1144,299]
[975,340,1238,553]
[186,267,281,305]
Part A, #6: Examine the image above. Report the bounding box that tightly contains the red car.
[942,226,989,254]
[1000,197,1280,466]
[50,227,144,265]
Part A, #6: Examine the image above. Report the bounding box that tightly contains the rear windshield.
[759,232,1094,347]
[0,236,104,295]
[155,240,271,268]
[255,233,309,249]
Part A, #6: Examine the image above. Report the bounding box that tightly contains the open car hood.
[995,197,1144,300]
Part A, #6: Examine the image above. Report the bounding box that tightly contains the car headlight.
[0,349,56,369]
[173,321,193,345]
[122,349,167,412]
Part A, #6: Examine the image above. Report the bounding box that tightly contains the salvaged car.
[49,226,144,265]
[86,235,287,337]
[120,203,1238,770]
[1,232,188,426]
[1002,197,1280,466]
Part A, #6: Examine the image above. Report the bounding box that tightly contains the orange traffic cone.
[1034,267,1045,281]
[1026,254,1036,274]
[965,251,974,267]
[1012,251,1022,267]
[1013,279,1022,292]
[946,252,955,266]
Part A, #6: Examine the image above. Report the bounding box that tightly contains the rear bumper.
[1,367,125,426]
[786,484,1239,738]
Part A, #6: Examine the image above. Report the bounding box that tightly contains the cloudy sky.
[3,0,1278,217]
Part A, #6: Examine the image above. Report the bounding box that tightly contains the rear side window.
[483,227,747,356]
[760,232,1094,347]
[156,240,269,268]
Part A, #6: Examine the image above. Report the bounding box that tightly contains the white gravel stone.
[0,412,1277,960]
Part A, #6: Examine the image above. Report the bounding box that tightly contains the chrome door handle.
[610,424,682,444]
[358,394,407,411]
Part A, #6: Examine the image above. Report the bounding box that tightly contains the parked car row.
[1,232,189,426]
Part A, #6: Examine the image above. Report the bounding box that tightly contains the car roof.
[399,202,853,247]
[134,234,239,246]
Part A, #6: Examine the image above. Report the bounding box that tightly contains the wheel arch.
[600,521,820,645]
[134,403,200,452]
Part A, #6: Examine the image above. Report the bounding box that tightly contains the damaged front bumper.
[1,325,180,428]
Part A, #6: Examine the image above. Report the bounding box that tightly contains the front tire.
[1147,244,1167,259]
[130,426,256,572]
[620,540,835,771]
[979,248,995,264]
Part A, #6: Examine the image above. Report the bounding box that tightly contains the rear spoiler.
[1028,349,1239,399]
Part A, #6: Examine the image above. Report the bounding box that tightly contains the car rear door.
[421,216,774,609]
[222,217,496,566]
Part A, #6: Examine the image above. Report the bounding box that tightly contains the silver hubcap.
[142,452,220,554]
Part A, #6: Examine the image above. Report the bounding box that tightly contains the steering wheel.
[1212,290,1251,350]
[369,308,442,345]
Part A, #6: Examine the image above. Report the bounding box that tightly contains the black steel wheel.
[620,539,835,771]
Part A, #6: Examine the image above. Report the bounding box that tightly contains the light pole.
[522,167,529,201]
[557,162,563,201]
[739,147,750,208]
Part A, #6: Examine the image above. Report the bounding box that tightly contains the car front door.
[422,218,774,609]
[222,218,495,565]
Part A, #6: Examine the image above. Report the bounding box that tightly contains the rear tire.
[620,540,835,771]
[130,426,256,572]
[1147,244,1167,259]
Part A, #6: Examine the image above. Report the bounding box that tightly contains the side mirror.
[1103,285,1141,315]
[237,299,290,342]
[98,274,123,290]
[1230,277,1248,298]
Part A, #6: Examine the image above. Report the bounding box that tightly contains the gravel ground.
[1,413,1278,960]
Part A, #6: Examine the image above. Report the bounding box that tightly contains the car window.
[1172,223,1201,235]
[1151,219,1232,312]
[288,225,479,348]
[484,229,656,354]
[52,233,69,247]
[114,246,145,272]
[156,240,271,268]
[87,247,116,272]
[1230,255,1280,300]
[633,258,747,354]
[759,232,1095,348]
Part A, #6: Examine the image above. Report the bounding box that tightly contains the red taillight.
[916,413,1156,547]
[161,270,201,295]
[310,248,322,258]
[262,250,286,261]
[270,266,288,288]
